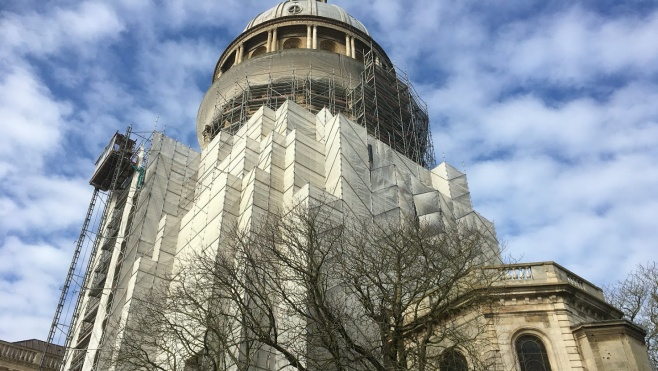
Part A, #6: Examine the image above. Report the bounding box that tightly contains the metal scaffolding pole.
[56,126,136,371]
[39,188,100,371]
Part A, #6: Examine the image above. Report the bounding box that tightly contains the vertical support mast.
[44,126,136,371]
[39,188,100,371]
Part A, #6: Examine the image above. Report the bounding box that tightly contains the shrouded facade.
[55,1,652,371]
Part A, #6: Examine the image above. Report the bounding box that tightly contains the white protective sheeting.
[82,100,499,371]
[185,99,496,264]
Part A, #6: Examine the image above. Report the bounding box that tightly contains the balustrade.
[489,262,604,299]
[0,340,62,369]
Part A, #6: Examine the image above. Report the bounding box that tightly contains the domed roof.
[244,0,369,35]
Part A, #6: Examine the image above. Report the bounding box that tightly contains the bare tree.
[112,202,504,371]
[605,262,658,368]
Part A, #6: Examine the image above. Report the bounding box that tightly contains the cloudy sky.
[1,0,657,343]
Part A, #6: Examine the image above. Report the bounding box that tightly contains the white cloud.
[0,237,71,341]
[0,1,125,58]
[0,1,128,343]
[0,175,90,234]
[496,8,658,83]
[0,66,71,162]
[134,38,219,140]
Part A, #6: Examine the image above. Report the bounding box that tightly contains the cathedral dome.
[244,0,369,35]
[197,0,431,167]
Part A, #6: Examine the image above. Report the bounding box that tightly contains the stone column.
[307,26,312,48]
[351,37,356,59]
[267,30,272,52]
[272,28,278,51]
[312,26,318,49]
[345,35,351,57]
[237,45,244,63]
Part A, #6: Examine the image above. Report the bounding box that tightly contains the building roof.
[244,0,369,35]
[11,339,65,355]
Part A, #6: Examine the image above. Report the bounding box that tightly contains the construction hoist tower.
[44,122,198,371]
[42,128,138,371]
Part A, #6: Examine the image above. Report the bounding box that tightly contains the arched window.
[319,39,337,53]
[515,334,553,371]
[440,349,468,371]
[250,45,267,58]
[220,51,235,72]
[283,38,301,49]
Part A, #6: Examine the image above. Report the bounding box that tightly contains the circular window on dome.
[288,5,302,14]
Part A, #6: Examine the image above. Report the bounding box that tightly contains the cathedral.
[55,1,652,370]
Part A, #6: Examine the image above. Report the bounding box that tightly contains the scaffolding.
[43,128,139,371]
[351,50,434,167]
[86,131,199,371]
[39,189,100,371]
[203,50,436,169]
[204,73,351,138]
[89,132,136,191]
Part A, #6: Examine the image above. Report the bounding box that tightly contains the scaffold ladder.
[39,188,100,371]
[43,126,134,371]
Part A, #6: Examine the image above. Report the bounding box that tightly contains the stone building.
[0,339,63,371]
[469,262,651,371]
[54,1,652,370]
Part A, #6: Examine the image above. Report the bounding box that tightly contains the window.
[515,334,552,371]
[283,38,301,49]
[288,4,302,14]
[319,39,337,53]
[440,349,468,371]
[250,45,267,58]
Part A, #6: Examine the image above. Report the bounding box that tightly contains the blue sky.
[1,0,657,342]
